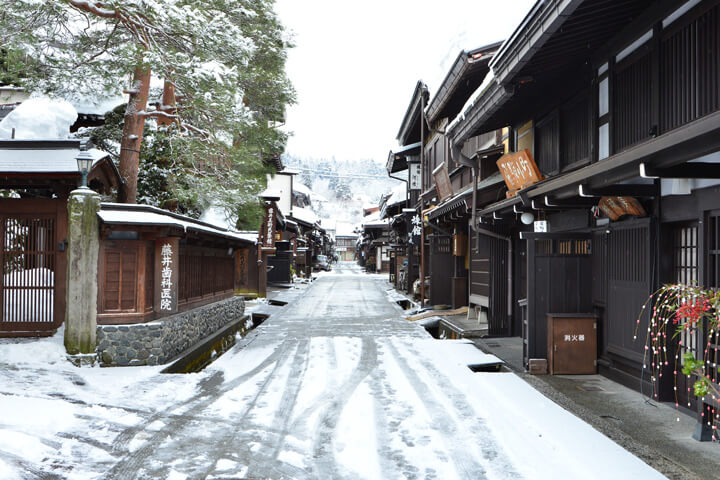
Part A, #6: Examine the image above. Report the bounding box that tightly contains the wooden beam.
[544,195,598,208]
[578,183,657,198]
[640,162,720,179]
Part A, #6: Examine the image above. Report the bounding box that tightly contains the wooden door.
[0,199,66,335]
[525,233,592,365]
[605,219,653,366]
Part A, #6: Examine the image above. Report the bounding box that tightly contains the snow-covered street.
[0,263,664,479]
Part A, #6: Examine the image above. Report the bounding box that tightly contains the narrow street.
[0,263,664,479]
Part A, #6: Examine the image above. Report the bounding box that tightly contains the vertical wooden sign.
[259,203,277,250]
[154,237,179,315]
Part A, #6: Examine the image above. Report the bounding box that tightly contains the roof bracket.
[578,183,657,198]
[640,162,720,179]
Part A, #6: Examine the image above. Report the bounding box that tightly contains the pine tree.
[1,0,294,229]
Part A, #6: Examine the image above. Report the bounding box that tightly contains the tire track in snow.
[104,340,290,479]
[391,340,524,479]
[384,341,492,479]
[195,339,312,480]
[366,341,401,478]
[311,337,378,479]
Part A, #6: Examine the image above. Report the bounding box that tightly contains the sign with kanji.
[598,196,647,221]
[496,149,544,197]
[409,163,421,190]
[406,211,422,245]
[154,237,179,314]
[259,202,277,251]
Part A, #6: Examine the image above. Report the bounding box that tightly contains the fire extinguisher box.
[547,313,597,375]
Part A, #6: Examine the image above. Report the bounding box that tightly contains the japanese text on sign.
[409,214,422,245]
[564,334,585,342]
[160,243,173,311]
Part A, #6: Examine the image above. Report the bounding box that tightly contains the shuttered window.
[660,4,720,133]
[535,112,559,175]
[613,52,652,153]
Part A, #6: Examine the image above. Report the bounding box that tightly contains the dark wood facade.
[383,0,720,432]
[97,204,256,324]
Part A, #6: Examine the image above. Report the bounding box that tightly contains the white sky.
[274,0,536,164]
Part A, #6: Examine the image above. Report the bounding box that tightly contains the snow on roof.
[259,188,282,200]
[0,140,110,174]
[386,183,407,207]
[447,71,497,134]
[98,203,255,244]
[277,167,301,175]
[362,210,390,228]
[293,182,311,195]
[289,206,318,226]
[336,222,358,237]
[234,231,259,243]
[312,192,329,203]
[0,97,77,139]
[71,96,125,116]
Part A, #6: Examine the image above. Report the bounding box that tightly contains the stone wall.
[97,296,245,366]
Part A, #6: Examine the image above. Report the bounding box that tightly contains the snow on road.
[0,263,665,479]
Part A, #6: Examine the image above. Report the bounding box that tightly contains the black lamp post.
[75,149,93,189]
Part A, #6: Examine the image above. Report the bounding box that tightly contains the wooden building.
[443,0,720,434]
[96,203,257,323]
[0,139,120,336]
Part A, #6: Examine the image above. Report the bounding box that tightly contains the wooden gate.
[0,199,66,336]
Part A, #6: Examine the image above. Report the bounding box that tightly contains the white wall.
[266,172,293,215]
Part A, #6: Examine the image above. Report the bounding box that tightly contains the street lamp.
[75,148,93,189]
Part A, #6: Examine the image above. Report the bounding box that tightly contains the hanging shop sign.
[409,162,421,190]
[406,210,422,245]
[496,149,544,198]
[598,196,647,221]
[433,162,453,201]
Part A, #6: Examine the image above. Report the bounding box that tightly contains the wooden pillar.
[154,237,179,315]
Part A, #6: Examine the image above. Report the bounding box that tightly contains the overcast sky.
[274,0,536,164]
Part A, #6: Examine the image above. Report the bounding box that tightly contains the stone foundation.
[96,296,245,367]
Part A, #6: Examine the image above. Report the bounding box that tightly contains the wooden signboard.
[154,237,179,315]
[259,203,277,252]
[598,196,647,221]
[496,149,544,197]
[433,162,453,201]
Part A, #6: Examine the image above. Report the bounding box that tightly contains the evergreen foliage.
[0,0,294,230]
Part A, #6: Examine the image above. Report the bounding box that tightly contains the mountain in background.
[282,154,402,225]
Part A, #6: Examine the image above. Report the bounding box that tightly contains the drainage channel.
[162,313,266,374]
[417,317,506,373]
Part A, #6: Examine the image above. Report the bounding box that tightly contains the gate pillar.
[64,188,101,354]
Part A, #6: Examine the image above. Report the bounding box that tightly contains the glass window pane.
[598,123,609,159]
[598,78,609,117]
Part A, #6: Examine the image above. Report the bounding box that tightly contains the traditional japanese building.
[444,0,720,436]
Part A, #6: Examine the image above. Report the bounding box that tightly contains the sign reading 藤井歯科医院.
[155,237,179,314]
